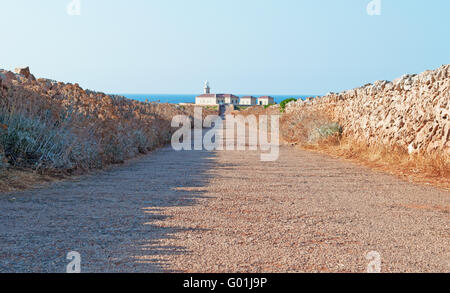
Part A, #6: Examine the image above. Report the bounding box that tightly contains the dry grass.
[0,168,66,193]
[303,136,450,190]
[238,106,449,190]
[0,75,209,192]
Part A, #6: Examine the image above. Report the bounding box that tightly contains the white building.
[240,96,257,106]
[257,96,275,106]
[195,82,239,105]
[194,82,275,106]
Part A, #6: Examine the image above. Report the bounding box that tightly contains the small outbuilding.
[240,96,257,106]
[257,96,275,106]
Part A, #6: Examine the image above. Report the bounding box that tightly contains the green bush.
[264,103,275,109]
[0,110,100,170]
[0,114,72,169]
[279,98,297,113]
[102,136,126,164]
[317,123,343,138]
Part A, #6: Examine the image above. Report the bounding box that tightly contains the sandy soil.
[0,129,449,272]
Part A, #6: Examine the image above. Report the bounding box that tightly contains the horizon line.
[114,93,322,97]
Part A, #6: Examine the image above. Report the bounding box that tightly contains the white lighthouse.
[195,81,239,105]
[204,80,210,94]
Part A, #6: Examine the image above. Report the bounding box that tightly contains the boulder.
[14,66,35,80]
[0,70,17,88]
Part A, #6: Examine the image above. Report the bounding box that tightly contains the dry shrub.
[278,107,449,189]
[305,136,450,190]
[280,110,340,145]
[238,105,281,122]
[0,76,193,180]
[239,105,279,117]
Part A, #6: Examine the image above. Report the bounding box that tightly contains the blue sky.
[0,0,449,95]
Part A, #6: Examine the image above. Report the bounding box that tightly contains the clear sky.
[1,0,449,95]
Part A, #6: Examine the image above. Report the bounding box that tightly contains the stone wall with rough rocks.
[0,67,216,172]
[286,65,449,155]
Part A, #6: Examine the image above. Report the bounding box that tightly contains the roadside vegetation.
[279,98,297,113]
[242,104,449,190]
[263,103,276,109]
[232,105,249,111]
[0,71,212,191]
[305,136,449,189]
[283,109,449,189]
[204,105,219,111]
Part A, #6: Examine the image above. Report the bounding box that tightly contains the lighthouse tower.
[204,81,210,94]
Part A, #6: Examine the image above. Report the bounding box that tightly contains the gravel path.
[0,147,215,272]
[0,131,449,272]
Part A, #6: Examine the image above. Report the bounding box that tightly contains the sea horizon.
[118,94,320,104]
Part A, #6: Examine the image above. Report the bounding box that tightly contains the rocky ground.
[0,132,448,272]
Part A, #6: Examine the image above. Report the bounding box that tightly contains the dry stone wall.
[0,67,214,171]
[286,65,450,155]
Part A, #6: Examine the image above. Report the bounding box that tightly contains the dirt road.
[0,132,449,272]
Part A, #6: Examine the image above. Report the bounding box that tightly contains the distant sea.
[119,94,316,104]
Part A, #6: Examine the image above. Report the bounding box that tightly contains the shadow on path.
[0,145,215,272]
